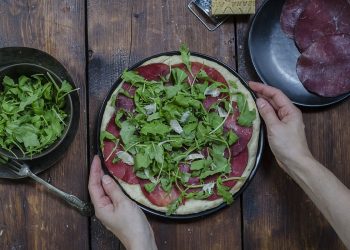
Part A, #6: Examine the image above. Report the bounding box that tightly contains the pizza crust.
[101,55,261,215]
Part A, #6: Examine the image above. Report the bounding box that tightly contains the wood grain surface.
[0,0,349,249]
[0,1,89,249]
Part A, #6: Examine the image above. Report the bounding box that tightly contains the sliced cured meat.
[135,63,170,81]
[203,96,219,110]
[102,141,126,179]
[280,0,309,38]
[294,0,350,51]
[172,62,227,84]
[224,147,248,188]
[106,115,120,137]
[102,135,139,184]
[115,95,135,112]
[122,83,136,96]
[224,103,253,156]
[179,163,190,173]
[297,34,350,97]
[141,182,180,207]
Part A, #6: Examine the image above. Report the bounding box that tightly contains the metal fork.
[4,158,94,217]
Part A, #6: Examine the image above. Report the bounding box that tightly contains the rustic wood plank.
[87,0,241,249]
[87,0,133,249]
[0,1,89,249]
[236,0,349,248]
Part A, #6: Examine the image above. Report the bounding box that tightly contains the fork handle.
[28,172,94,217]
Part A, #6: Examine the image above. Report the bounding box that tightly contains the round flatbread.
[100,53,260,215]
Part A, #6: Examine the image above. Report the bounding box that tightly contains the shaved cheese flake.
[186,153,205,161]
[202,182,215,194]
[170,119,183,134]
[218,106,228,117]
[116,151,134,165]
[180,111,191,123]
[144,103,156,115]
[204,87,220,97]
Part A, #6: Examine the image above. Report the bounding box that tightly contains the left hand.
[88,155,157,250]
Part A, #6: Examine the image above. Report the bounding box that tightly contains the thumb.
[256,98,280,127]
[101,175,126,205]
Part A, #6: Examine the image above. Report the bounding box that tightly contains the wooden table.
[0,0,349,249]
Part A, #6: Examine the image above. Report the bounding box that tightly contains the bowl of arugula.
[0,63,75,160]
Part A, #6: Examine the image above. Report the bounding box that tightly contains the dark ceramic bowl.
[0,63,74,160]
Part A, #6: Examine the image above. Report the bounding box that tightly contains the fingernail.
[256,98,266,108]
[102,175,112,184]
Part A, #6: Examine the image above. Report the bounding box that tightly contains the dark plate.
[96,51,265,219]
[0,47,80,179]
[248,0,350,107]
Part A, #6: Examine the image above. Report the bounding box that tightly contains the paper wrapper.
[212,0,255,15]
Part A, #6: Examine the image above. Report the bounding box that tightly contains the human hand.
[249,82,312,170]
[88,155,157,250]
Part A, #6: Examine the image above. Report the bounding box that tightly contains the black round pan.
[248,0,350,107]
[0,47,80,179]
[96,51,265,219]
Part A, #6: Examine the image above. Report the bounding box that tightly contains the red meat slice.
[172,62,227,84]
[106,115,120,137]
[141,182,180,207]
[280,0,309,38]
[122,83,136,96]
[206,147,249,200]
[115,95,135,112]
[203,96,219,110]
[102,117,139,184]
[297,34,350,97]
[135,63,170,81]
[224,103,253,156]
[294,0,350,51]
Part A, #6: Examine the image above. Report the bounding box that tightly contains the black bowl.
[0,47,80,179]
[0,63,74,160]
[96,51,265,219]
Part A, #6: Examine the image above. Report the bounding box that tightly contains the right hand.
[88,155,157,250]
[249,81,312,169]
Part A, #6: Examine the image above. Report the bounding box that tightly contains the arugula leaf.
[236,93,256,127]
[166,195,183,216]
[100,131,117,148]
[140,121,171,136]
[227,131,239,145]
[144,182,157,193]
[190,159,212,171]
[120,120,138,146]
[135,151,152,170]
[160,178,172,192]
[165,85,183,99]
[171,68,188,85]
[180,44,191,73]
[216,177,234,204]
[121,70,147,85]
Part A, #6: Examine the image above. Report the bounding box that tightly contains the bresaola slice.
[224,103,253,156]
[297,34,350,97]
[280,0,309,38]
[294,0,350,51]
[140,182,180,207]
[135,63,170,81]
